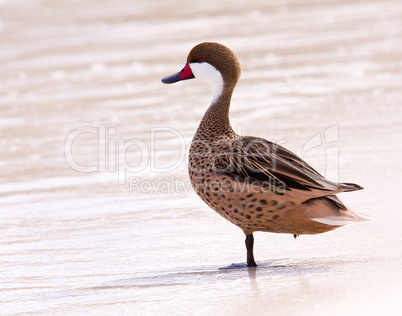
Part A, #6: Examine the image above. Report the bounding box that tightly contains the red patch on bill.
[178,62,194,79]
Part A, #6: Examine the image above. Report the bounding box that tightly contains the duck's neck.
[194,87,236,140]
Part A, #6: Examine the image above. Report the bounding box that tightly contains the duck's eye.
[197,57,204,62]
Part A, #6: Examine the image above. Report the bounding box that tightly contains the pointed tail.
[304,195,370,226]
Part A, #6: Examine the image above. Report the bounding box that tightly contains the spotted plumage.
[162,42,368,267]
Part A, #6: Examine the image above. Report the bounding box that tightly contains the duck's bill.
[161,62,195,84]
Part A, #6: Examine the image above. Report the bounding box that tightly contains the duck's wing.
[213,136,362,196]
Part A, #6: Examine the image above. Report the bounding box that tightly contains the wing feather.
[212,136,362,196]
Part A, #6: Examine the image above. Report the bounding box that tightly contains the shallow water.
[1,0,402,315]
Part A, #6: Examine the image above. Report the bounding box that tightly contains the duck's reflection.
[247,266,259,293]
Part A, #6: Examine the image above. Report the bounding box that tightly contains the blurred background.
[1,0,401,315]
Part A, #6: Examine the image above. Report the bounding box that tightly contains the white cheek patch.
[189,62,224,104]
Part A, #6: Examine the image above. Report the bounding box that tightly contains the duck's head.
[162,42,241,102]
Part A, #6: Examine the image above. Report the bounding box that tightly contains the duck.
[162,42,368,267]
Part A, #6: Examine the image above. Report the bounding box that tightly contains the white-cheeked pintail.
[162,42,368,267]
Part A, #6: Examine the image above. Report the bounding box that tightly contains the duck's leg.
[245,234,257,267]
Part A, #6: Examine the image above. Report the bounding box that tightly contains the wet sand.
[1,0,402,315]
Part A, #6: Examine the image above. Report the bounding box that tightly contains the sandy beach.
[1,0,402,315]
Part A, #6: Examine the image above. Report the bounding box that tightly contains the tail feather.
[303,195,370,227]
[311,212,371,226]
